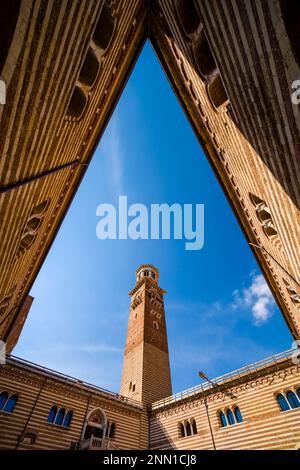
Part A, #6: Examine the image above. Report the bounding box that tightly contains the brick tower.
[120,265,172,404]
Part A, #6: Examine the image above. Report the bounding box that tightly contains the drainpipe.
[201,384,216,450]
[147,403,151,450]
[0,159,88,194]
[79,391,92,448]
[15,377,48,449]
[249,243,300,288]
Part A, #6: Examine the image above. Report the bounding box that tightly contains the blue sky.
[14,42,293,394]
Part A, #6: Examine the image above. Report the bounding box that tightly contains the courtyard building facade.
[1,266,300,450]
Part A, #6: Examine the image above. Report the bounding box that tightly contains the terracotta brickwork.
[150,356,300,450]
[1,269,300,449]
[0,0,300,451]
[150,0,300,336]
[0,0,147,342]
[1,350,300,450]
[120,265,172,404]
[0,357,148,450]
[0,0,299,348]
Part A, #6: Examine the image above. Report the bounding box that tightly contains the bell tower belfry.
[120,264,172,404]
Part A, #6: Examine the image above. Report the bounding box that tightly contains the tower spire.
[120,265,172,404]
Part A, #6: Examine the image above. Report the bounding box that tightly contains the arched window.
[277,393,290,411]
[63,410,73,427]
[47,406,57,423]
[32,200,49,216]
[191,419,197,435]
[180,422,185,437]
[280,1,300,66]
[22,432,37,445]
[192,33,217,78]
[175,0,201,36]
[84,407,107,440]
[93,4,116,52]
[3,394,18,413]
[0,1,21,74]
[227,409,235,426]
[67,86,87,119]
[185,421,192,436]
[207,74,228,108]
[219,411,227,427]
[286,391,300,409]
[55,408,65,425]
[234,407,243,423]
[79,48,100,88]
[0,392,8,410]
[107,421,115,438]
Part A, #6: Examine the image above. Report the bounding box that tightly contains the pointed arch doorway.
[81,408,107,449]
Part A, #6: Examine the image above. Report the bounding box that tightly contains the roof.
[151,348,298,411]
[3,355,143,410]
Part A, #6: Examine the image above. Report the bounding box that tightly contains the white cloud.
[26,342,122,355]
[77,343,122,353]
[232,274,275,325]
